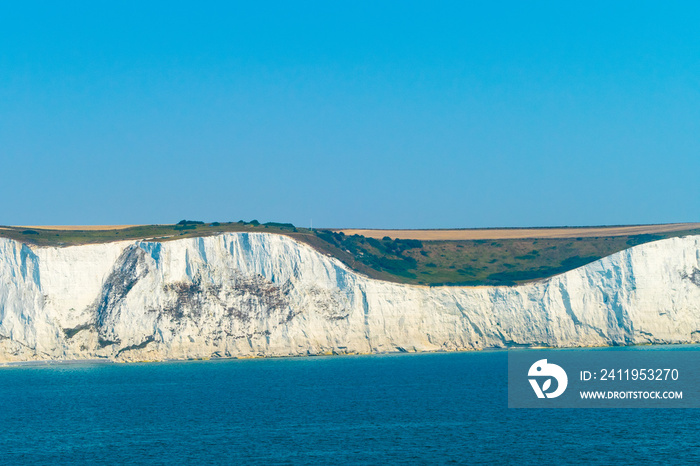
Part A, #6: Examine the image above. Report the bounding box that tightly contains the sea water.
[0,349,698,465]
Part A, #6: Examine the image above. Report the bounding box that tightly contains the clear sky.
[1,1,699,228]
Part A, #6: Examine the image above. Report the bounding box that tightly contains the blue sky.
[1,1,699,228]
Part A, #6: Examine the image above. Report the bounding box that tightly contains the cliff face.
[1,233,699,362]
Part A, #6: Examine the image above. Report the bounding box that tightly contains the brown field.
[10,225,143,231]
[333,223,700,241]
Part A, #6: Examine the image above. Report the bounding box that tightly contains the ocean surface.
[1,348,699,465]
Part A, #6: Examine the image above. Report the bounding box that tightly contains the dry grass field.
[334,223,700,241]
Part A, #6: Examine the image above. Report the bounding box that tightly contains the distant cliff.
[1,233,699,362]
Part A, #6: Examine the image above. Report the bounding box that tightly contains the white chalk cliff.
[0,233,699,362]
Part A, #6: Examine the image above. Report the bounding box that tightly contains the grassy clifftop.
[2,221,699,287]
[311,229,700,286]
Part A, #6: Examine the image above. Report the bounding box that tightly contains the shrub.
[367,237,382,249]
[264,222,296,231]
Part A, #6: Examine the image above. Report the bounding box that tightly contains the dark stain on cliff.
[98,336,120,347]
[682,268,700,287]
[63,324,92,339]
[225,276,295,325]
[162,272,291,323]
[94,245,149,337]
[162,276,207,320]
[225,274,289,318]
[116,336,155,357]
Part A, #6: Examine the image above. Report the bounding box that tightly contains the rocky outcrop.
[0,233,699,362]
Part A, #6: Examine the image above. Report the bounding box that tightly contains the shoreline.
[2,342,698,368]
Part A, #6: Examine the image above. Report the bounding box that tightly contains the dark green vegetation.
[2,222,700,287]
[279,225,700,286]
[314,228,700,285]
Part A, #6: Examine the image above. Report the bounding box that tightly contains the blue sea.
[1,349,698,465]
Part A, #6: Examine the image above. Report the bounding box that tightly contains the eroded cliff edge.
[1,233,699,362]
